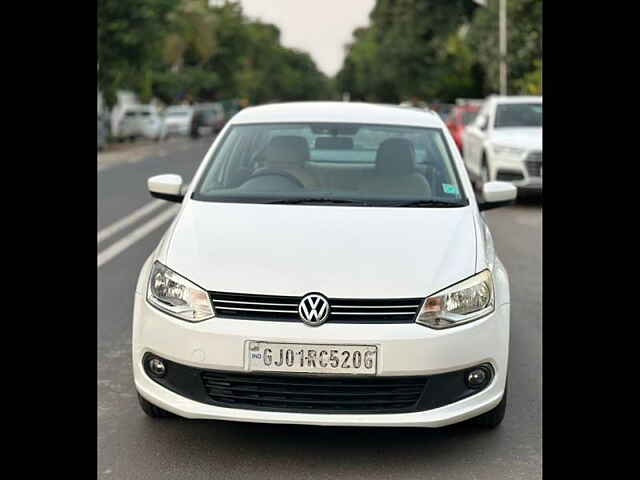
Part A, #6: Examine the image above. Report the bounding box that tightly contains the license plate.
[247,342,377,375]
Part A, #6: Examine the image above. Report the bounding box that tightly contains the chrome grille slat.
[332,304,420,309]
[213,299,299,307]
[209,291,423,324]
[215,307,298,314]
[332,311,416,316]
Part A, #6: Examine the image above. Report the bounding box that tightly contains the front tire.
[137,392,174,418]
[472,384,507,428]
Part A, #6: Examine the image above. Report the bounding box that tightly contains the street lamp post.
[474,0,507,95]
[499,0,507,95]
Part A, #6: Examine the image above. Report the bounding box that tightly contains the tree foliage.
[466,0,542,95]
[98,0,331,108]
[336,0,542,103]
[98,0,179,106]
[98,0,541,108]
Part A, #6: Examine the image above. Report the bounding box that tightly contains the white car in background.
[162,105,194,138]
[462,96,542,195]
[133,102,517,430]
[117,105,166,142]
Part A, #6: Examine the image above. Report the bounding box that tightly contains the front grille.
[201,371,427,413]
[210,292,423,324]
[525,151,542,177]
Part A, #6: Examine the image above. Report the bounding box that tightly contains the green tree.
[100,0,333,107]
[98,0,179,106]
[466,0,542,95]
[513,59,541,95]
[336,0,479,103]
[336,0,541,102]
[163,0,217,71]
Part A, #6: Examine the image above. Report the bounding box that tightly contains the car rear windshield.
[192,123,467,207]
[494,103,542,128]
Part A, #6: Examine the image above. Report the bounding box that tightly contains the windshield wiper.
[262,198,370,206]
[385,200,467,208]
[262,198,465,207]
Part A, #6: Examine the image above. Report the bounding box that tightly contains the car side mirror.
[148,174,184,203]
[478,181,517,211]
[478,115,488,131]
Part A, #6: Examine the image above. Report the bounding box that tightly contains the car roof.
[489,95,542,104]
[230,101,444,128]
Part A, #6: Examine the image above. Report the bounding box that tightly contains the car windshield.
[494,103,542,128]
[192,123,468,207]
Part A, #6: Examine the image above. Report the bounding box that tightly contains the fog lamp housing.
[465,364,493,389]
[147,356,167,378]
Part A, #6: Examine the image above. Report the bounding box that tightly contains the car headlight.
[147,261,215,322]
[416,270,494,329]
[493,145,526,157]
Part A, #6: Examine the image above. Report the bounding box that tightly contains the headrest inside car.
[315,137,354,150]
[375,138,416,175]
[265,136,310,167]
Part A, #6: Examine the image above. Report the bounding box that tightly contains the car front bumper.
[132,292,509,427]
[491,151,542,192]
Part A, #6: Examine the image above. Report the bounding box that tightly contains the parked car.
[462,96,542,195]
[116,105,166,142]
[190,103,226,138]
[162,105,194,138]
[399,100,429,110]
[430,103,454,122]
[134,101,516,429]
[446,103,481,152]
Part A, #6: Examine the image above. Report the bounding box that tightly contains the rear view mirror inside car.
[311,124,360,135]
[315,137,354,150]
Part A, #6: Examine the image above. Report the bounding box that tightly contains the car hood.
[164,201,477,298]
[490,127,542,150]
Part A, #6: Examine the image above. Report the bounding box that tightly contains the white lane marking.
[97,205,180,268]
[98,200,165,244]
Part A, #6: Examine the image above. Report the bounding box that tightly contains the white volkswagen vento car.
[133,102,517,429]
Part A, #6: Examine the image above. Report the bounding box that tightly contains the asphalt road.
[97,138,542,479]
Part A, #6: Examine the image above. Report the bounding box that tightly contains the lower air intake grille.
[201,371,427,413]
[209,292,423,324]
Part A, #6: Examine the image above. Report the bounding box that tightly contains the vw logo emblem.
[298,293,330,326]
